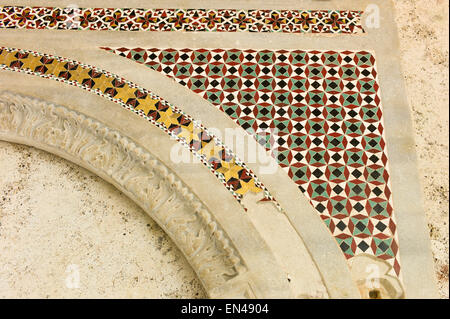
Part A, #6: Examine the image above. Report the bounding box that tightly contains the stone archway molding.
[0,53,362,297]
[0,89,358,298]
[0,91,295,298]
[0,39,362,298]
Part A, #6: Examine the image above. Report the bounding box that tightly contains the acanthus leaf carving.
[0,91,248,295]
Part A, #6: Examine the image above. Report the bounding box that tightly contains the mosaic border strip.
[0,46,280,209]
[0,6,364,34]
[102,47,402,277]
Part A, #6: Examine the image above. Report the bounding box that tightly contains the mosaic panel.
[102,47,401,276]
[0,6,364,33]
[0,47,279,208]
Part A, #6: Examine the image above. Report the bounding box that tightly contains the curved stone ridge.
[349,255,404,299]
[0,46,277,208]
[0,91,248,293]
[103,47,402,278]
[0,6,364,34]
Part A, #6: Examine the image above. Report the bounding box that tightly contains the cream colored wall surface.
[0,141,206,298]
[394,0,449,299]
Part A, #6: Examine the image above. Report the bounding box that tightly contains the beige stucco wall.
[395,0,449,299]
[0,141,206,298]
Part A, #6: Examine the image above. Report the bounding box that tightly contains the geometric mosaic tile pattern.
[0,47,280,209]
[0,6,364,33]
[102,47,401,277]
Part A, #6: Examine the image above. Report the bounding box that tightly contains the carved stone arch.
[1,90,353,298]
[0,55,366,297]
[0,53,366,298]
[0,91,295,298]
[0,33,368,296]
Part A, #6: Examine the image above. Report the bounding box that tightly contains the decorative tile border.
[0,46,279,208]
[0,6,364,33]
[102,47,401,277]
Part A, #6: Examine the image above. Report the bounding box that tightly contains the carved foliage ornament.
[0,91,247,294]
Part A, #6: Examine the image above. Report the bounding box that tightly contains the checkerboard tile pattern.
[0,6,364,33]
[102,47,401,277]
[0,47,280,208]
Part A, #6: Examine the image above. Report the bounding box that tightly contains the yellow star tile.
[135,96,159,115]
[177,126,195,143]
[70,67,91,83]
[157,107,181,128]
[216,158,234,173]
[0,51,17,66]
[218,162,242,181]
[113,84,136,103]
[20,55,43,71]
[234,179,263,195]
[46,60,68,77]
[198,140,220,158]
[184,126,204,144]
[92,75,113,93]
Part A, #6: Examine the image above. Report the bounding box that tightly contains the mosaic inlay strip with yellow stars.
[0,47,274,206]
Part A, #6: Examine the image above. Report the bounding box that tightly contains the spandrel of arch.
[0,46,404,298]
